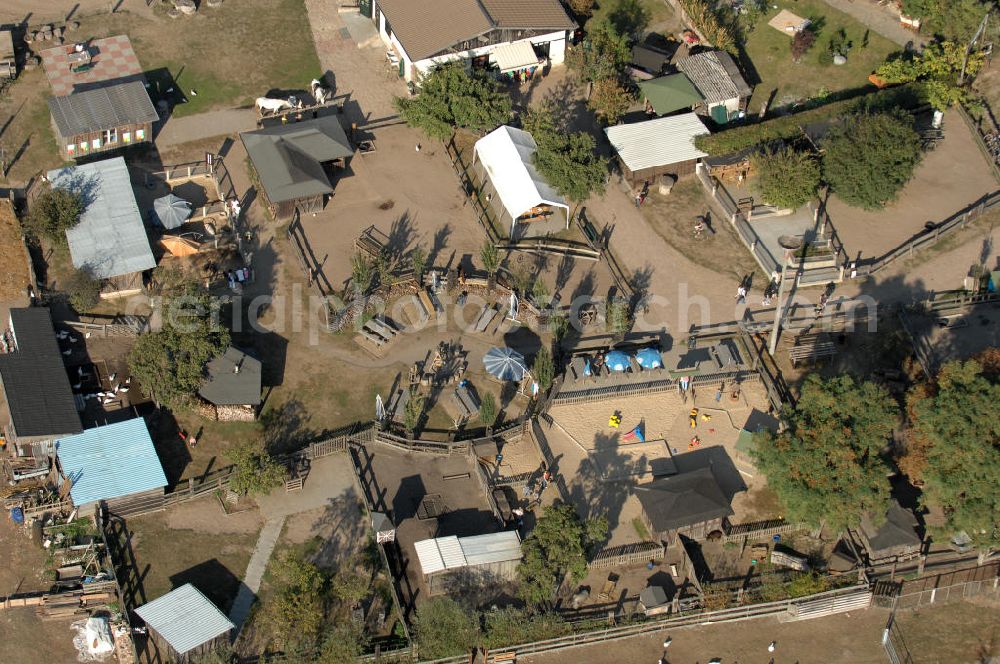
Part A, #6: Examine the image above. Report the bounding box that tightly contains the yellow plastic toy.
[609,414,622,428]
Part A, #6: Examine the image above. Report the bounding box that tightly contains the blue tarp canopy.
[635,347,663,369]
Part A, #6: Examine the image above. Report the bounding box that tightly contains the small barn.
[0,308,81,477]
[635,465,734,543]
[604,113,709,187]
[55,418,167,513]
[240,115,354,221]
[859,500,923,563]
[48,80,158,160]
[134,584,235,663]
[414,531,522,595]
[48,157,156,297]
[473,125,569,240]
[676,50,752,124]
[639,73,703,116]
[198,346,263,421]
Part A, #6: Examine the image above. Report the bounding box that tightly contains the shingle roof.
[240,116,353,204]
[378,0,573,62]
[198,346,262,406]
[604,113,709,172]
[56,418,167,506]
[676,51,752,104]
[479,0,575,29]
[48,157,156,279]
[135,584,234,656]
[48,80,158,138]
[0,308,81,439]
[861,501,922,553]
[640,74,704,115]
[635,466,733,532]
[378,0,493,61]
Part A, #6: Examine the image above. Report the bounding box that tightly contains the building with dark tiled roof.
[48,81,158,160]
[367,0,575,83]
[676,50,752,124]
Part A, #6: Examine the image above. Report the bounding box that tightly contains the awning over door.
[492,41,538,72]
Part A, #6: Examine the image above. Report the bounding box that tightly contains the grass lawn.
[591,0,675,32]
[743,0,898,112]
[0,69,63,185]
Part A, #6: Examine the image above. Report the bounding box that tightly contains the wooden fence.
[859,189,1000,276]
[552,369,759,406]
[588,541,664,570]
[721,518,803,544]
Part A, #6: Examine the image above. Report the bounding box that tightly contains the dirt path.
[229,516,286,631]
[820,0,927,48]
[156,109,258,147]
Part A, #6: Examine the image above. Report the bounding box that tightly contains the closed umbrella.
[153,194,192,230]
[483,347,526,382]
[605,350,630,372]
[635,347,663,369]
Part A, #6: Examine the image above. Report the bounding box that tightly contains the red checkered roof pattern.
[41,35,145,97]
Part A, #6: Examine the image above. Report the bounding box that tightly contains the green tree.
[127,292,230,410]
[875,40,986,110]
[24,188,84,242]
[395,63,511,140]
[752,374,898,531]
[229,440,286,496]
[482,607,569,648]
[414,597,480,659]
[410,245,427,279]
[351,252,374,295]
[550,314,570,343]
[479,392,498,428]
[566,0,597,17]
[64,267,101,312]
[751,146,820,209]
[588,77,635,125]
[900,0,993,41]
[908,359,1000,551]
[822,112,923,210]
[531,278,550,306]
[524,106,608,203]
[480,241,501,276]
[316,625,366,664]
[532,346,555,392]
[605,296,632,337]
[264,553,328,648]
[566,22,631,84]
[331,569,369,607]
[517,502,608,605]
[189,646,236,664]
[403,386,425,433]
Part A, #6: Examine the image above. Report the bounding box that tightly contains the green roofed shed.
[640,74,703,116]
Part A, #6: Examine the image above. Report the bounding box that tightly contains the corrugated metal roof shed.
[48,157,156,279]
[415,535,467,575]
[48,80,158,137]
[135,584,234,656]
[676,51,751,105]
[604,114,709,172]
[56,418,167,506]
[459,531,522,565]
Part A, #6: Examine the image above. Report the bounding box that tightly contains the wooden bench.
[366,317,396,340]
[417,290,439,321]
[474,306,497,333]
[492,652,516,664]
[598,575,618,601]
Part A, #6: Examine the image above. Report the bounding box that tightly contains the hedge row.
[694,83,929,155]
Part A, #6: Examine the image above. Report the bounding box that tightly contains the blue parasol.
[605,350,630,372]
[483,347,527,381]
[635,347,663,369]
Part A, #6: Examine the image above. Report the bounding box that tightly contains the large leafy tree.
[588,77,635,125]
[907,359,1000,551]
[24,188,84,243]
[414,597,480,659]
[822,112,922,210]
[565,22,631,84]
[751,146,821,209]
[229,440,286,496]
[901,0,994,41]
[263,553,328,649]
[395,63,511,140]
[517,502,607,605]
[524,106,608,203]
[752,374,898,531]
[876,40,986,110]
[127,292,230,410]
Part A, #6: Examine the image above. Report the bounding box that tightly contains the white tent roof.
[604,113,709,172]
[492,40,538,72]
[474,126,568,222]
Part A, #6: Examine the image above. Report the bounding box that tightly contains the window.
[123,131,131,143]
[103,128,118,144]
[136,129,145,140]
[79,141,89,152]
[92,137,102,149]
[66,143,75,154]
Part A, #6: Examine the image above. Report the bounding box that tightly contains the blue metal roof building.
[56,418,167,507]
[135,584,235,660]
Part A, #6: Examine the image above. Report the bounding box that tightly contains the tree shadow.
[387,210,416,265]
[428,223,452,267]
[260,398,321,455]
[168,558,243,614]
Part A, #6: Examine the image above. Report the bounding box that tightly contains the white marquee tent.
[473,126,569,237]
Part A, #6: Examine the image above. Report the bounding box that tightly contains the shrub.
[24,188,84,242]
[791,29,816,62]
[678,0,736,52]
[751,146,821,209]
[64,268,101,312]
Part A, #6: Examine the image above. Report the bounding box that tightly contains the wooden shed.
[634,465,734,543]
[134,584,235,663]
[859,500,923,563]
[48,81,158,160]
[604,113,709,187]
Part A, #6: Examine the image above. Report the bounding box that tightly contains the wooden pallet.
[285,477,304,492]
